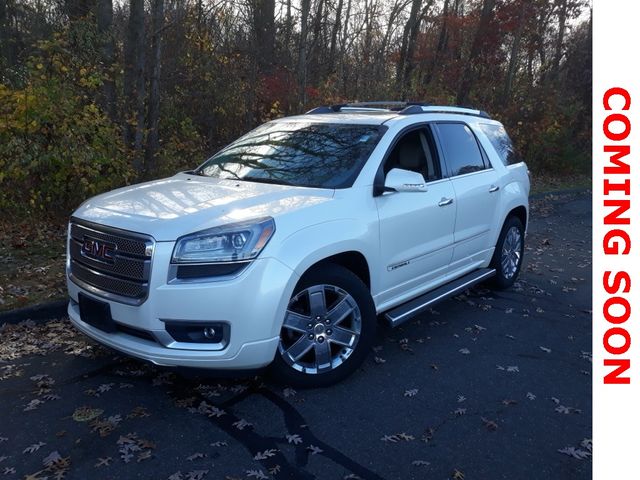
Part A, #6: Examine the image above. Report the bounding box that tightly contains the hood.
[73,173,334,241]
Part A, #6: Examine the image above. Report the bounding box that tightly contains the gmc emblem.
[81,237,116,263]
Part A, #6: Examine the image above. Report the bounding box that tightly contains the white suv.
[66,103,529,387]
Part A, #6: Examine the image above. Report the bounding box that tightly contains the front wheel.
[270,264,376,388]
[490,216,525,289]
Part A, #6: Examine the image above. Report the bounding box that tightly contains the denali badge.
[81,237,116,263]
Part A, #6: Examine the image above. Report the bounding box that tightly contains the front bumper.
[67,243,299,369]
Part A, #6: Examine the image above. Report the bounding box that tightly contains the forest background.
[0,0,591,309]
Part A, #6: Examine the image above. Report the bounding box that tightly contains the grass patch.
[0,220,67,312]
[530,172,591,195]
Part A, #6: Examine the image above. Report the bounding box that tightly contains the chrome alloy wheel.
[278,284,362,374]
[501,226,522,279]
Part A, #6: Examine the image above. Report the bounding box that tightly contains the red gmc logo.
[81,237,116,263]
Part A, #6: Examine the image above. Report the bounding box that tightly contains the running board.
[384,268,496,327]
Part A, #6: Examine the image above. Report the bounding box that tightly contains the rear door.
[375,126,456,306]
[433,122,501,270]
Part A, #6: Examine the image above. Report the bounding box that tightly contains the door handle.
[438,197,454,207]
[489,185,500,193]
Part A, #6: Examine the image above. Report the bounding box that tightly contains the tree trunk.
[252,0,275,74]
[144,0,164,179]
[64,0,96,21]
[297,0,311,108]
[0,0,9,76]
[284,0,292,53]
[502,0,526,103]
[396,0,422,96]
[328,0,344,73]
[550,0,567,81]
[424,0,449,85]
[123,0,146,175]
[96,0,116,121]
[456,0,496,106]
[339,0,352,98]
[402,0,433,97]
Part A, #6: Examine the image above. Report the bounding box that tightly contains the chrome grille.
[69,219,154,305]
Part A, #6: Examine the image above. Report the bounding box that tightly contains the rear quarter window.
[479,123,523,166]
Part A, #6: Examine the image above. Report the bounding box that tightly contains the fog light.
[164,322,227,344]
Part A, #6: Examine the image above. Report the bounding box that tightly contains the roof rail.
[399,105,491,118]
[306,102,491,119]
[306,101,430,115]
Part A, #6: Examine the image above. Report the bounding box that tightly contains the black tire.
[269,263,376,388]
[489,216,525,290]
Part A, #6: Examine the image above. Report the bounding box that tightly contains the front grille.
[69,219,154,305]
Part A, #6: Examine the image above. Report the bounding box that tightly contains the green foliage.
[0,34,133,215]
[0,1,591,220]
[156,116,206,177]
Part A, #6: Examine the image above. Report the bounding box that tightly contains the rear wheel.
[490,216,525,289]
[270,264,376,387]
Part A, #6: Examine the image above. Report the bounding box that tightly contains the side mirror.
[383,168,428,193]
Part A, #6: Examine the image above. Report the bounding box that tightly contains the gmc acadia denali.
[66,102,529,387]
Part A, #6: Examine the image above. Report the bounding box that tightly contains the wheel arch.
[299,251,371,290]
[507,205,527,230]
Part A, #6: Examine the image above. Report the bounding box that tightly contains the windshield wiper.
[241,177,293,186]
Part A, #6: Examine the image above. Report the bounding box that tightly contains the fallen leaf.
[481,417,498,431]
[286,434,303,445]
[185,470,209,480]
[42,451,62,467]
[232,419,252,430]
[245,469,268,479]
[558,446,591,460]
[452,468,465,479]
[72,406,103,422]
[23,442,46,454]
[137,450,152,462]
[282,388,296,398]
[187,453,206,461]
[253,449,277,461]
[307,445,323,455]
[94,457,112,467]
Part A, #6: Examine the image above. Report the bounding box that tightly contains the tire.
[270,263,376,388]
[490,216,525,290]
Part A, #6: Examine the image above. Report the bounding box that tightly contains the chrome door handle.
[489,185,500,193]
[438,197,454,207]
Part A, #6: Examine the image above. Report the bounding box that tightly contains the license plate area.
[78,293,117,333]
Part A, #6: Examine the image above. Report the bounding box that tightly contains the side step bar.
[384,268,496,327]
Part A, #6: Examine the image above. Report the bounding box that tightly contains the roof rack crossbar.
[399,105,491,118]
[306,102,491,119]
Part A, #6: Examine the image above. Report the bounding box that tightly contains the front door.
[375,127,456,307]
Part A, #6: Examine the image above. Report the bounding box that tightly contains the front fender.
[270,218,379,293]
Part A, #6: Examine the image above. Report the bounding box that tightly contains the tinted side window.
[384,129,441,182]
[479,123,522,166]
[436,123,486,176]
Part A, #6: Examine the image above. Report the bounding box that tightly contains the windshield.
[196,122,385,188]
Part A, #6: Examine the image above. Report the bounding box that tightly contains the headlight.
[171,217,275,264]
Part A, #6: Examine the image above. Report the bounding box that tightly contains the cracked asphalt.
[0,191,592,480]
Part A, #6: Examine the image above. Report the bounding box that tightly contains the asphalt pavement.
[0,191,592,480]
